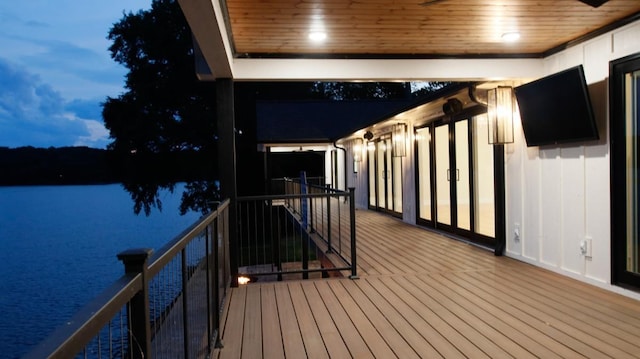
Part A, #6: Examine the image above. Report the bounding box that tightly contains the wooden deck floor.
[213,210,640,358]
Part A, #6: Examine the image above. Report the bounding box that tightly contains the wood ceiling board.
[224,0,640,58]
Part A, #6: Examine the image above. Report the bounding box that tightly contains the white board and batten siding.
[505,20,640,300]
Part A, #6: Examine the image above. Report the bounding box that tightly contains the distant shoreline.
[0,146,214,186]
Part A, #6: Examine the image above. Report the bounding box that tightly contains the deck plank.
[260,284,285,359]
[326,279,401,358]
[218,286,247,359]
[213,209,640,358]
[242,284,263,359]
[340,279,421,359]
[424,273,565,359]
[353,278,444,358]
[467,270,638,358]
[314,280,375,358]
[273,283,307,358]
[288,282,330,359]
[300,281,352,359]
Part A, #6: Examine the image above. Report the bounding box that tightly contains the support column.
[217,79,239,286]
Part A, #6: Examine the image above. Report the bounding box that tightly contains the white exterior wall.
[505,20,640,300]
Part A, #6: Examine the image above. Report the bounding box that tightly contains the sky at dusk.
[0,1,150,149]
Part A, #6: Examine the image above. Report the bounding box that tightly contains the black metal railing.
[269,176,325,195]
[236,178,357,281]
[24,199,231,359]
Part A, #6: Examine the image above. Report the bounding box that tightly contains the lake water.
[0,184,202,358]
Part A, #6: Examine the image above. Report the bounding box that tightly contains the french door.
[416,110,500,247]
[367,134,402,216]
[611,53,640,290]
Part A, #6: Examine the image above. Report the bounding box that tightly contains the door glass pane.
[435,125,451,225]
[368,142,376,207]
[473,114,495,237]
[393,152,403,213]
[377,141,386,209]
[455,121,471,230]
[625,70,640,274]
[416,127,431,221]
[385,138,393,211]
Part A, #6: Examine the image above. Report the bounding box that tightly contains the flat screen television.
[514,65,598,147]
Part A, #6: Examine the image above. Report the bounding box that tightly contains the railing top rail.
[23,274,143,359]
[147,198,230,276]
[238,192,349,202]
[279,177,345,193]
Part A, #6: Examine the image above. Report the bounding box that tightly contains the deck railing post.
[117,248,153,359]
[348,188,358,279]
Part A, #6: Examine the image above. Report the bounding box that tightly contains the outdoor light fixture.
[353,138,363,162]
[353,138,363,173]
[487,86,515,145]
[501,32,521,43]
[308,31,327,42]
[392,123,407,157]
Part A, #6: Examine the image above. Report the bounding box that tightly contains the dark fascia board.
[255,83,477,145]
[256,98,416,143]
[338,82,477,140]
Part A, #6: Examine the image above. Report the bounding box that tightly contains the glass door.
[367,134,403,216]
[416,111,498,247]
[611,53,640,289]
[416,127,432,223]
[455,120,471,232]
[434,123,451,227]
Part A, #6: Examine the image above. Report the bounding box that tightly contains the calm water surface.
[0,184,201,358]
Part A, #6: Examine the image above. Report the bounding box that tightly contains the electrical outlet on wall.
[514,223,520,241]
[580,237,593,258]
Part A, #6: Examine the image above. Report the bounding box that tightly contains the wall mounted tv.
[514,65,598,147]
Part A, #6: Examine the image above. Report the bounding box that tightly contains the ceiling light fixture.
[501,32,521,42]
[309,31,327,42]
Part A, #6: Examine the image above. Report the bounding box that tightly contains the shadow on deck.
[213,210,640,359]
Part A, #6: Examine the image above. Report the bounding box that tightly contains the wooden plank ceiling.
[223,0,640,58]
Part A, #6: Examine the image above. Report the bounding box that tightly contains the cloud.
[0,58,110,148]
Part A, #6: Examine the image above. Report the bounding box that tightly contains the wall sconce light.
[352,139,363,173]
[392,123,407,157]
[353,138,363,162]
[487,86,515,144]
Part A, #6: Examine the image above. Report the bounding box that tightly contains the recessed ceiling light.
[309,31,327,42]
[502,32,521,42]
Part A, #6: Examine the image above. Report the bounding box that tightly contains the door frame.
[367,133,403,217]
[610,52,640,290]
[414,106,505,252]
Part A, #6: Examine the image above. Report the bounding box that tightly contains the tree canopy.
[104,0,218,215]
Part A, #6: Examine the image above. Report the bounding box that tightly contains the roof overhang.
[178,0,545,81]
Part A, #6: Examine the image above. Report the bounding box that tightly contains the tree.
[311,82,412,100]
[103,0,219,215]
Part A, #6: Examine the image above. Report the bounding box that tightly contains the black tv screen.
[514,65,598,147]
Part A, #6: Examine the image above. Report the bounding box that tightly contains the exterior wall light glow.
[392,123,407,157]
[487,86,515,144]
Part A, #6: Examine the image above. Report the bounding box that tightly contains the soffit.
[224,0,640,58]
